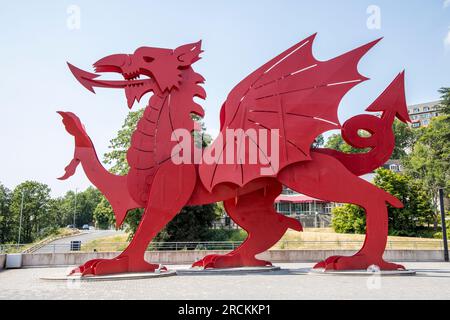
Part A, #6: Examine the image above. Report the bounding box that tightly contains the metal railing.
[0,239,444,254]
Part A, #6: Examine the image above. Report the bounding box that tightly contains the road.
[33,230,125,253]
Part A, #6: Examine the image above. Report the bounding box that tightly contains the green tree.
[10,181,51,243]
[93,197,114,230]
[331,204,365,234]
[54,193,76,227]
[402,115,450,228]
[102,108,220,240]
[438,87,450,115]
[103,110,144,174]
[312,134,324,148]
[76,187,102,227]
[374,168,433,235]
[41,197,66,236]
[0,183,12,243]
[59,187,102,228]
[154,205,219,243]
[402,87,450,226]
[391,120,415,159]
[324,133,365,153]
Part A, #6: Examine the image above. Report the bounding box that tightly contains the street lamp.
[17,189,49,244]
[439,188,448,262]
[73,188,78,228]
[34,202,49,236]
[17,190,25,245]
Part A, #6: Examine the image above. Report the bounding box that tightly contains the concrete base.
[308,268,416,276]
[5,254,22,269]
[177,266,281,275]
[40,270,177,281]
[20,250,446,268]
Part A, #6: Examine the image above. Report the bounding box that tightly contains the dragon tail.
[316,72,410,177]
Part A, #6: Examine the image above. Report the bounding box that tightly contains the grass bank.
[80,227,443,252]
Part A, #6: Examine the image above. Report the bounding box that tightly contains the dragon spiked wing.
[199,34,382,191]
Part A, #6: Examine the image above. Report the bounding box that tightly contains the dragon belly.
[126,96,164,206]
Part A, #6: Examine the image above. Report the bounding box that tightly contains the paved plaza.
[1,262,450,300]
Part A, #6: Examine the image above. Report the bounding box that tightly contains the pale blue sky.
[0,1,449,196]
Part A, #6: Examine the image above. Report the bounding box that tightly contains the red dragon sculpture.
[58,34,411,276]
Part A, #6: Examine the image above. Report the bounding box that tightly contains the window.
[277,202,291,214]
[413,108,420,113]
[412,122,420,128]
[389,164,399,172]
[423,106,429,111]
[422,119,429,126]
[324,203,333,214]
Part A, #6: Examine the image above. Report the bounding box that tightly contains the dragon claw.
[58,111,93,148]
[193,254,272,269]
[313,254,405,271]
[70,257,163,276]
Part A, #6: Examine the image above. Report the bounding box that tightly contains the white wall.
[19,250,445,267]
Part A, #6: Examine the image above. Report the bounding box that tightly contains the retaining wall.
[20,249,445,267]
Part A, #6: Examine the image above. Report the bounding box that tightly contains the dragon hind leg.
[278,150,404,271]
[192,181,302,269]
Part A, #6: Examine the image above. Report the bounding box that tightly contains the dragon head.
[67,41,203,108]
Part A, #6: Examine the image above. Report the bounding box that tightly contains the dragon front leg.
[192,181,302,269]
[72,161,197,276]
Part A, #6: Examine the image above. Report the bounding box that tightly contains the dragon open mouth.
[68,62,156,108]
[68,63,154,90]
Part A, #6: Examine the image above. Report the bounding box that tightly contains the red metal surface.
[58,34,409,275]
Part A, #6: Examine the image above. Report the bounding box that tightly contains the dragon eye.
[143,56,154,63]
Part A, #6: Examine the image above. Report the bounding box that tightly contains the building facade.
[408,100,442,128]
[274,187,334,228]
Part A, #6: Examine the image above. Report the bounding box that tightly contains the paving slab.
[1,262,450,300]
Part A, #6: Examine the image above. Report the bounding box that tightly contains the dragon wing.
[200,34,381,191]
